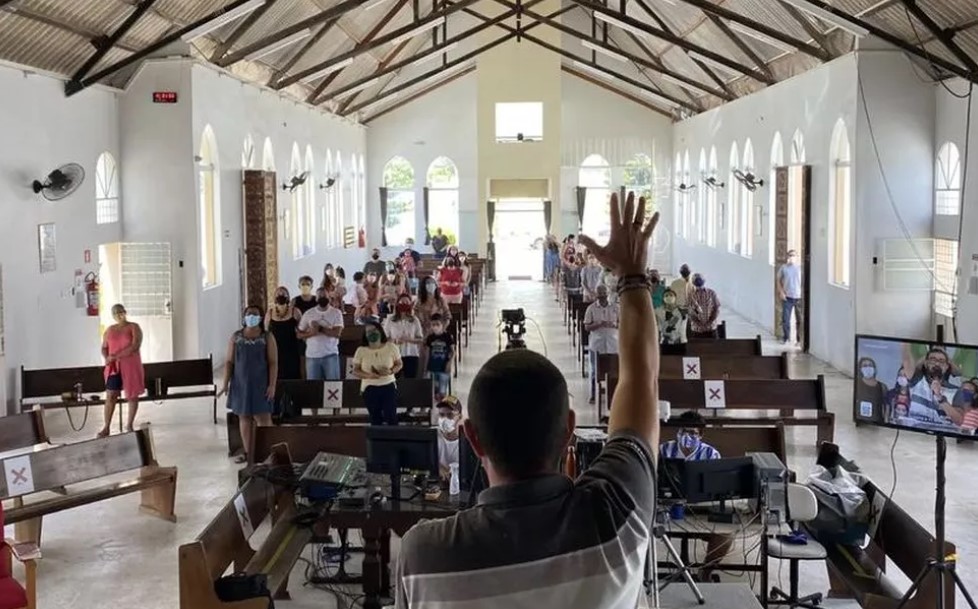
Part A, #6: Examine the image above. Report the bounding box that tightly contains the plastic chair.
[767,483,826,609]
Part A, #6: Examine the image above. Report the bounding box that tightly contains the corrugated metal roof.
[1,0,978,119]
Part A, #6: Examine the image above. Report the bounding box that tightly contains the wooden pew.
[1,425,177,545]
[0,409,51,454]
[253,426,367,463]
[606,376,834,444]
[20,357,219,424]
[821,448,953,609]
[339,326,365,358]
[178,445,310,609]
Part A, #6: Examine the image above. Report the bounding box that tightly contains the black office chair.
[767,483,827,608]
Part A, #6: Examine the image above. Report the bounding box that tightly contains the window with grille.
[728,143,741,254]
[384,156,416,246]
[741,139,755,258]
[935,142,961,216]
[934,238,959,317]
[830,121,852,287]
[95,152,119,224]
[428,156,461,239]
[120,243,172,317]
[198,126,221,288]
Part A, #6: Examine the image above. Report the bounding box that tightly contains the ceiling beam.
[660,0,830,62]
[363,65,476,122]
[66,0,158,92]
[277,0,481,91]
[310,0,543,105]
[337,30,412,113]
[216,0,368,68]
[208,0,278,63]
[66,0,263,96]
[563,65,673,118]
[777,2,835,57]
[704,14,775,80]
[568,0,776,84]
[266,20,338,87]
[4,5,141,54]
[493,0,732,100]
[791,0,975,81]
[344,33,514,115]
[899,0,978,74]
[302,0,410,101]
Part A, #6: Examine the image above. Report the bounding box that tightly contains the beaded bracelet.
[616,274,652,295]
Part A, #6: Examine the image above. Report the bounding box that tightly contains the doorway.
[772,166,812,350]
[494,199,547,281]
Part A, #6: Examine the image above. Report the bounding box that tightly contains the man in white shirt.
[297,288,345,380]
[583,284,620,405]
[670,263,692,308]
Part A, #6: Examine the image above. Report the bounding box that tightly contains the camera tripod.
[896,435,976,609]
[646,521,705,607]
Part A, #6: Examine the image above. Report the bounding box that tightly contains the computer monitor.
[365,426,439,500]
[682,457,756,507]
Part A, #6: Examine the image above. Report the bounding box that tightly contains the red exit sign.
[152,91,178,104]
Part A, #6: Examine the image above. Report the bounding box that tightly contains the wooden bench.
[1,425,177,546]
[0,409,52,455]
[686,320,728,340]
[606,376,834,444]
[20,357,219,424]
[253,425,368,463]
[821,448,954,609]
[179,445,310,609]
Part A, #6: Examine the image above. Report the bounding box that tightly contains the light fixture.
[728,22,796,54]
[779,0,868,37]
[341,76,381,96]
[390,17,446,46]
[687,50,744,76]
[594,11,649,40]
[244,29,313,61]
[657,72,702,93]
[181,0,266,41]
[581,40,628,63]
[300,58,355,83]
[362,93,401,113]
[571,60,615,81]
[363,0,391,9]
[642,88,678,107]
[413,43,459,66]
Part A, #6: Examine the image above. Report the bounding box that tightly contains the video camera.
[500,308,527,350]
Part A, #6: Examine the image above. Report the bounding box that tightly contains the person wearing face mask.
[416,276,452,336]
[293,276,318,315]
[669,263,693,308]
[345,271,367,310]
[364,248,388,279]
[957,378,978,432]
[380,270,403,317]
[777,250,803,344]
[98,304,146,437]
[659,411,729,581]
[352,321,403,425]
[854,356,888,423]
[333,267,348,302]
[900,345,963,424]
[320,263,336,290]
[457,252,473,298]
[649,269,666,310]
[264,286,302,380]
[438,257,465,305]
[583,285,619,405]
[219,306,278,463]
[580,253,603,303]
[384,295,424,379]
[599,266,618,305]
[297,288,345,381]
[687,273,721,339]
[424,314,455,400]
[885,367,912,420]
[658,288,689,355]
[436,396,462,480]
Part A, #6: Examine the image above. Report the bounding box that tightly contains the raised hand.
[578,192,658,277]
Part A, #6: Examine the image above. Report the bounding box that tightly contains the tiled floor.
[9,280,977,608]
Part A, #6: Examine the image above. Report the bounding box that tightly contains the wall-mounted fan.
[32,163,85,201]
[282,171,309,192]
[702,175,725,189]
[675,182,697,193]
[733,169,765,192]
[319,177,336,190]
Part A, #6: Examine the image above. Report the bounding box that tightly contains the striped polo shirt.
[659,439,721,461]
[395,430,656,609]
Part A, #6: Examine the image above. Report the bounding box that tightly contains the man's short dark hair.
[353,271,365,282]
[299,275,314,285]
[430,313,443,322]
[468,350,569,478]
[674,410,706,429]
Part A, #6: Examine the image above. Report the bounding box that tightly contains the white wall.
[0,65,121,411]
[366,73,479,254]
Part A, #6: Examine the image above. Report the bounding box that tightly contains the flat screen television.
[853,334,978,438]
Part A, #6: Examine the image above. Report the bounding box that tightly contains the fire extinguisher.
[84,271,100,317]
[358,227,366,248]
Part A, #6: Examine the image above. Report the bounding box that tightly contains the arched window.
[697,149,707,243]
[741,138,755,258]
[290,143,304,259]
[242,135,255,169]
[790,129,806,164]
[682,151,691,238]
[383,156,416,246]
[728,142,741,254]
[936,142,961,216]
[579,154,612,238]
[674,153,684,238]
[262,137,275,172]
[348,153,357,244]
[335,155,344,248]
[828,121,852,287]
[95,152,119,224]
[358,155,366,240]
[624,152,654,213]
[323,150,334,247]
[198,126,221,288]
[427,156,460,240]
[769,132,784,265]
[304,145,315,256]
[706,147,718,247]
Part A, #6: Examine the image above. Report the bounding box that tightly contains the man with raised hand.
[395,192,660,609]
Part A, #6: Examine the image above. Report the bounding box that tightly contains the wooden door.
[243,170,278,309]
[773,165,812,351]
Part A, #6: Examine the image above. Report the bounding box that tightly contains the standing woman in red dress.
[98,304,146,437]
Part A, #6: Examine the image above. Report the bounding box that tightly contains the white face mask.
[438,417,456,433]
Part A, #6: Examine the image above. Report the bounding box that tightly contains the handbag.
[213,573,274,608]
